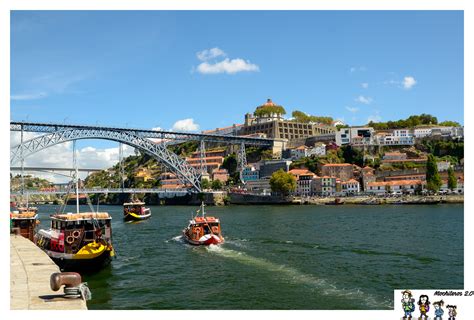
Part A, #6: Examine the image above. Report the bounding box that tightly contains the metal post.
[199,140,207,177]
[237,142,247,184]
[20,124,25,203]
[119,143,124,190]
[73,140,79,214]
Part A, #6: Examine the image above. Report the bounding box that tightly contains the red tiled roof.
[289,169,315,176]
[322,163,352,167]
[368,179,425,187]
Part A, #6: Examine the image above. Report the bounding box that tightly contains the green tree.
[201,178,211,190]
[254,104,286,117]
[340,145,364,166]
[447,167,457,190]
[222,154,238,174]
[426,154,442,192]
[211,179,223,190]
[269,169,296,196]
[291,110,333,125]
[439,120,461,127]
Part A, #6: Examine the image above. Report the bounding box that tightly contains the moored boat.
[182,202,224,246]
[10,210,39,241]
[35,212,115,271]
[123,201,151,221]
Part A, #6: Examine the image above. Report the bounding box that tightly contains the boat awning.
[123,202,145,206]
[51,212,111,221]
[194,217,219,223]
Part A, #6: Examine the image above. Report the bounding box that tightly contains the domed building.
[240,98,334,141]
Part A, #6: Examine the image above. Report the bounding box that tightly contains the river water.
[35,204,463,310]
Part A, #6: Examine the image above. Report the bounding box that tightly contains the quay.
[10,235,87,310]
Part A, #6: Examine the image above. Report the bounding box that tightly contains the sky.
[9,10,464,180]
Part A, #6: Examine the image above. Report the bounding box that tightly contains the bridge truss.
[10,122,273,192]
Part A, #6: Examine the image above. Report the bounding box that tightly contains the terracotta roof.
[322,163,352,167]
[367,179,425,187]
[384,152,406,156]
[289,169,315,176]
[341,179,359,184]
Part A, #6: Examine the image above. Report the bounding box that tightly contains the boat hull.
[182,232,224,246]
[51,249,113,272]
[123,212,152,221]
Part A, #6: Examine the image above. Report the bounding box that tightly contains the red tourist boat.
[182,202,224,246]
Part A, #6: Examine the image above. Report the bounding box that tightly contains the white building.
[340,179,360,195]
[307,143,326,157]
[289,169,316,196]
[437,161,451,172]
[336,127,374,146]
[366,180,425,195]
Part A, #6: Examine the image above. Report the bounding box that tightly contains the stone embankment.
[293,194,463,205]
[10,235,87,310]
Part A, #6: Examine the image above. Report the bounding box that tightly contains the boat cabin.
[36,212,112,254]
[188,217,222,241]
[123,202,146,215]
[10,211,38,241]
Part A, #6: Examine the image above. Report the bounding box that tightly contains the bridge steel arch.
[10,128,202,192]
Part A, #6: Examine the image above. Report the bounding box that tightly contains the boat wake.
[206,245,392,309]
[166,235,184,243]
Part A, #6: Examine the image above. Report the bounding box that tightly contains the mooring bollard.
[50,272,91,300]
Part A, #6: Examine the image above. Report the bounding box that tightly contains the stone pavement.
[10,234,87,310]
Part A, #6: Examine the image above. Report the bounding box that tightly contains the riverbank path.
[10,234,87,310]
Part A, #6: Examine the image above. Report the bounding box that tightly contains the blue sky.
[11,10,464,133]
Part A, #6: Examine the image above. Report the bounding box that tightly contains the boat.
[10,210,39,241]
[35,212,115,271]
[325,198,344,205]
[35,141,115,272]
[123,201,151,221]
[182,202,224,246]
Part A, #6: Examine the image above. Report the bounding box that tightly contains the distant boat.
[182,202,224,246]
[325,198,344,205]
[123,201,152,221]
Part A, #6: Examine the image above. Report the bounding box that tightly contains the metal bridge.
[10,121,273,192]
[10,188,190,198]
[10,166,102,173]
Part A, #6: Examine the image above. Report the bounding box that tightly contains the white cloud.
[402,76,417,89]
[345,106,359,113]
[10,132,134,183]
[197,47,226,61]
[196,58,259,75]
[172,118,200,132]
[151,126,162,131]
[355,95,373,104]
[361,83,369,89]
[11,92,48,101]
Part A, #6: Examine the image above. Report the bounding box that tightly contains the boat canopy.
[51,212,111,221]
[123,202,145,206]
[194,216,219,223]
[10,212,38,219]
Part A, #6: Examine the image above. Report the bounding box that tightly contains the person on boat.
[203,224,211,235]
